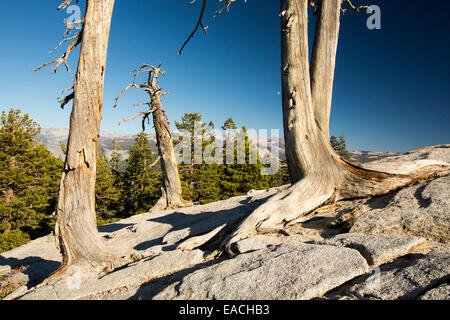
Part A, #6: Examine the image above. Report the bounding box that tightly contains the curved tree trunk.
[48,0,125,282]
[151,92,191,210]
[310,0,341,140]
[221,0,449,254]
[114,65,190,211]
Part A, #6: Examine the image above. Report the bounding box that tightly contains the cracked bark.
[114,65,190,211]
[150,86,191,211]
[45,0,125,283]
[220,0,449,254]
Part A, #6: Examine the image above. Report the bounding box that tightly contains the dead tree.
[180,0,450,254]
[114,64,191,210]
[34,0,125,281]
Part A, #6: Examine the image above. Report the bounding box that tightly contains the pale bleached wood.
[310,0,341,139]
[114,65,190,211]
[47,0,126,283]
[148,69,191,211]
[178,224,227,251]
[220,0,450,254]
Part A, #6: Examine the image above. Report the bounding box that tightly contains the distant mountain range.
[36,128,400,164]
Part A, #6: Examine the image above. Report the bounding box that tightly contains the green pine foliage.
[241,127,270,191]
[192,124,222,204]
[191,163,221,204]
[0,229,31,253]
[59,141,67,156]
[221,117,237,131]
[95,153,122,224]
[174,114,275,203]
[109,138,121,174]
[331,134,352,161]
[0,109,63,253]
[220,126,269,198]
[0,109,296,253]
[268,160,290,187]
[122,132,161,215]
[174,112,204,135]
[174,113,218,203]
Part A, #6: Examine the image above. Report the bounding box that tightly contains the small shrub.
[340,217,357,233]
[0,230,31,253]
[96,217,122,226]
[0,284,16,299]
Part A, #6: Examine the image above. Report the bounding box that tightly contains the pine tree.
[0,109,63,252]
[221,118,237,131]
[220,117,238,198]
[330,134,351,161]
[338,134,351,161]
[59,141,67,157]
[240,127,270,191]
[220,125,269,198]
[192,122,221,203]
[174,113,225,203]
[174,112,205,167]
[109,138,122,174]
[122,132,161,215]
[175,113,206,201]
[175,112,204,134]
[95,153,121,223]
[268,160,290,187]
[330,135,339,152]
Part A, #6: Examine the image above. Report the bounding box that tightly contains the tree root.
[151,192,192,212]
[36,254,127,289]
[221,159,449,255]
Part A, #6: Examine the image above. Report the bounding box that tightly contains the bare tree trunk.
[151,88,191,210]
[114,65,190,211]
[221,0,449,254]
[48,0,125,281]
[310,0,341,140]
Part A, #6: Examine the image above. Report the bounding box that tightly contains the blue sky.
[0,0,449,152]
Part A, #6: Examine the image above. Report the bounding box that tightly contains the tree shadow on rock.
[98,223,134,233]
[0,256,60,288]
[365,189,400,210]
[128,258,225,300]
[133,194,274,252]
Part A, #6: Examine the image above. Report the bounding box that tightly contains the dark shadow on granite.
[132,194,274,252]
[0,256,60,288]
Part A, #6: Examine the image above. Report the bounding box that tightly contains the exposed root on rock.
[221,159,450,255]
[152,191,192,212]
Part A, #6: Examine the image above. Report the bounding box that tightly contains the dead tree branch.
[49,32,81,54]
[179,0,249,55]
[34,31,82,73]
[179,0,208,55]
[148,156,161,169]
[33,0,84,112]
[114,64,169,131]
[58,86,74,109]
[341,0,368,14]
[214,0,247,18]
[118,108,156,126]
[34,0,84,74]
[64,18,84,35]
[57,0,78,11]
[308,0,319,15]
[113,83,139,109]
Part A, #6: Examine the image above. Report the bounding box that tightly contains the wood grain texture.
[50,0,125,281]
[148,69,191,211]
[220,0,449,254]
